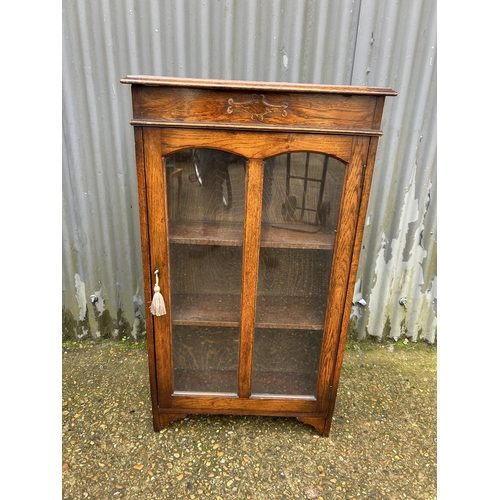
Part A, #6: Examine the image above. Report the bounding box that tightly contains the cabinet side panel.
[371,96,387,131]
[316,136,370,414]
[144,127,174,408]
[324,136,378,436]
[134,127,160,429]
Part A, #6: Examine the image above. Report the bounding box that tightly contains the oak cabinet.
[121,76,396,436]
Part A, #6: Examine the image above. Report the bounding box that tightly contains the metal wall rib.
[350,0,437,343]
[62,0,437,343]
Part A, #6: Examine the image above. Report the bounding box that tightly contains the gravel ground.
[62,341,436,499]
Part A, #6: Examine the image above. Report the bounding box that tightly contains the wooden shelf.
[169,221,334,250]
[261,223,334,250]
[169,221,243,246]
[251,370,318,397]
[256,296,325,330]
[173,368,238,395]
[171,294,325,330]
[172,294,240,327]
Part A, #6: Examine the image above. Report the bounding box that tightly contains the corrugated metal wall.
[62,0,436,343]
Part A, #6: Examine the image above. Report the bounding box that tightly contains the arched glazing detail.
[164,148,247,394]
[252,152,347,397]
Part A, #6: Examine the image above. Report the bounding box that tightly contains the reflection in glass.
[172,326,240,394]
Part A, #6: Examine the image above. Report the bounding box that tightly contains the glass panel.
[252,328,323,395]
[165,149,246,394]
[172,326,240,394]
[253,152,346,397]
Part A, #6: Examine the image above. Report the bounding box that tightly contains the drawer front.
[133,86,381,134]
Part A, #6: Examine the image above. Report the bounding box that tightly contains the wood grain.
[169,394,317,413]
[135,86,380,133]
[316,136,370,413]
[144,127,174,407]
[238,159,264,398]
[161,128,354,163]
[133,127,162,430]
[121,75,397,96]
[323,136,380,436]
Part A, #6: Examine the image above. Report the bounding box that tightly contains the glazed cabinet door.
[145,129,250,402]
[252,151,346,398]
[143,126,368,418]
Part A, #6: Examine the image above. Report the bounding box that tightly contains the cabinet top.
[121,75,396,135]
[120,75,397,97]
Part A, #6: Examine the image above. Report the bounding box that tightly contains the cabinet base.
[154,410,330,437]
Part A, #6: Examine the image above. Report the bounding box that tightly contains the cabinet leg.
[155,412,189,431]
[297,416,330,437]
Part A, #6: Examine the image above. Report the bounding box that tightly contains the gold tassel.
[150,269,167,316]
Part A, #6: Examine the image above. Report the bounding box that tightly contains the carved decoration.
[227,94,289,121]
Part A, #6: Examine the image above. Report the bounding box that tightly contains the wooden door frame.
[141,126,372,434]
